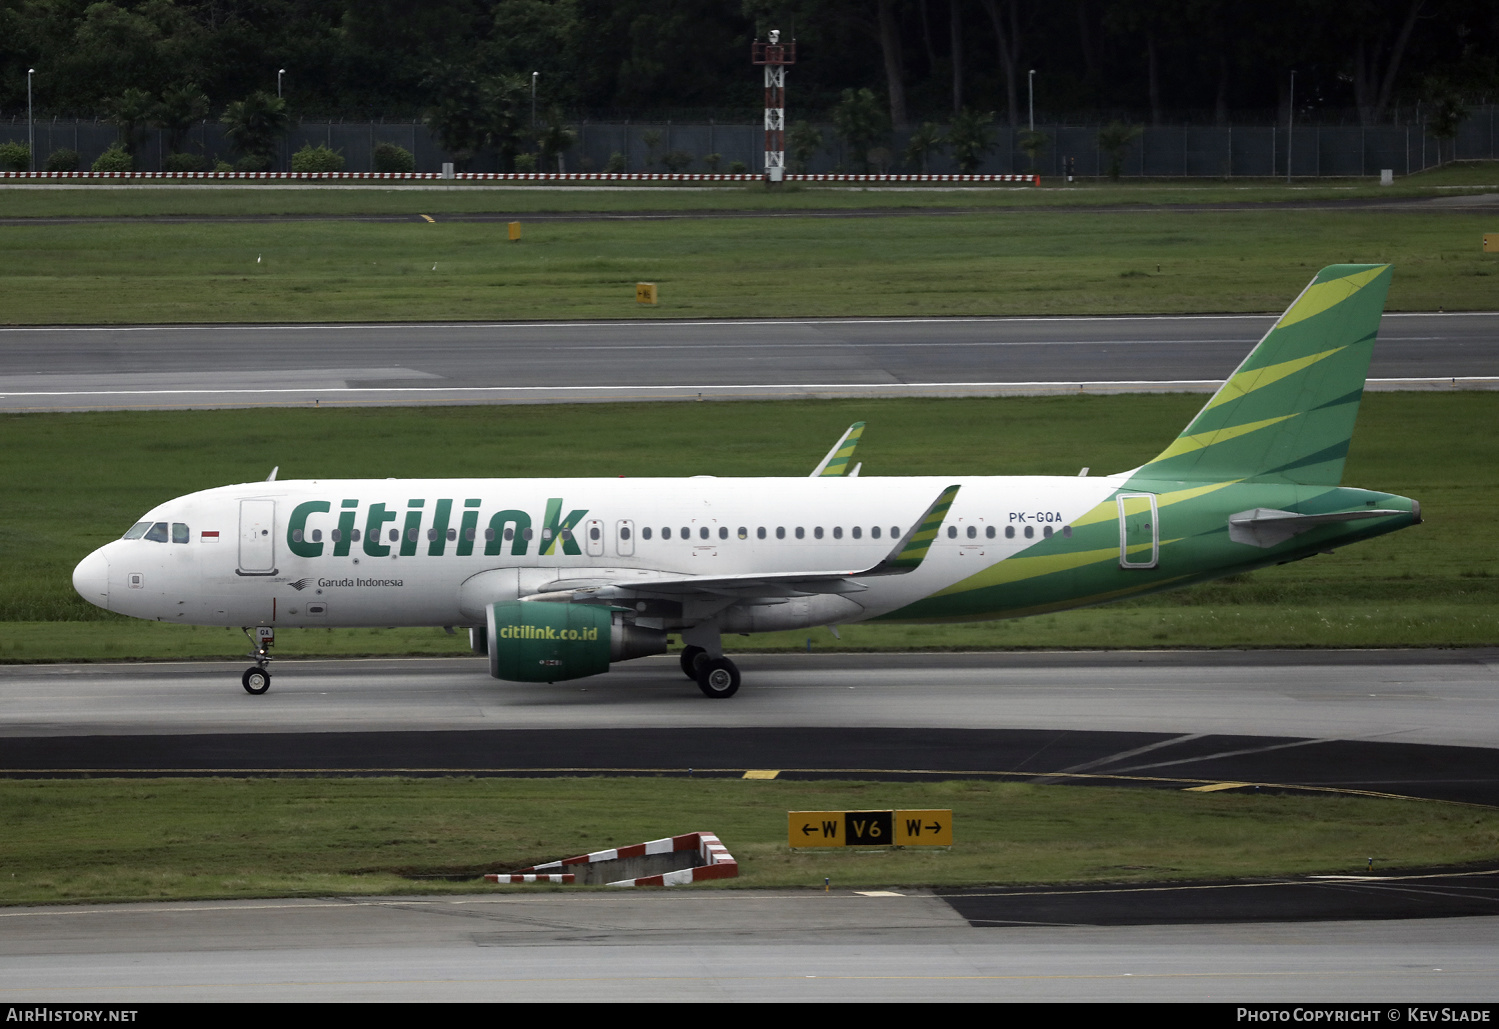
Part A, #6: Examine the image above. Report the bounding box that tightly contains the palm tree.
[536,108,577,172]
[153,84,210,156]
[1097,122,1142,180]
[221,91,289,171]
[103,88,155,155]
[903,122,946,173]
[832,88,889,173]
[947,109,997,173]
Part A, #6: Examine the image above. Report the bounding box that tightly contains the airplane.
[72,264,1420,699]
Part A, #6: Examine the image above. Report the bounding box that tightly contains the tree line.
[0,1,1491,170]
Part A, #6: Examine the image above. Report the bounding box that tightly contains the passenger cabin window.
[718,526,728,540]
[947,526,957,539]
[986,526,995,539]
[966,525,977,539]
[1005,526,1015,539]
[852,526,861,539]
[662,527,671,540]
[795,527,805,540]
[739,527,748,539]
[1024,526,1034,538]
[871,526,881,539]
[700,527,709,540]
[776,527,786,539]
[756,527,766,539]
[642,527,652,540]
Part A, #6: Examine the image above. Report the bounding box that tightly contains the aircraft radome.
[73,265,1420,699]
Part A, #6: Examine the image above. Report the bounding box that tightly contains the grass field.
[0,207,1493,324]
[3,392,1494,661]
[3,777,1496,905]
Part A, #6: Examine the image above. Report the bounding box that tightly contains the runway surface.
[5,650,1498,1001]
[2,897,1495,1002]
[1,312,1495,411]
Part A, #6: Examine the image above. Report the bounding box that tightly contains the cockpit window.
[172,523,190,544]
[144,522,169,543]
[122,522,151,540]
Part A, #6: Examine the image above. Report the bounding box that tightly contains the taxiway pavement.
[1,312,1494,411]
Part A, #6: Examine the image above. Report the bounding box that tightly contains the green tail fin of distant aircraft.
[1129,264,1392,487]
[811,421,866,477]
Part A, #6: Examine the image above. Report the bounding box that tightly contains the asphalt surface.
[5,652,1498,999]
[3,897,1494,1002]
[0,312,1494,411]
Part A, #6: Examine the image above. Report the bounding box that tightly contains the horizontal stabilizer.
[1227,507,1410,549]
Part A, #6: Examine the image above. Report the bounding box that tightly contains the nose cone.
[73,549,110,610]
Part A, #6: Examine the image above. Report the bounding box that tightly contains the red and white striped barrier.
[483,873,575,884]
[0,170,1038,186]
[513,831,739,887]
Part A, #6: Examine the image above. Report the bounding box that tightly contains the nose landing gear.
[241,626,274,695]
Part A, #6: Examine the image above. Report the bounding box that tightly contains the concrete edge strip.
[3,376,1495,405]
[0,170,1039,185]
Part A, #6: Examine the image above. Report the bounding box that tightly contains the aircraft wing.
[808,422,866,477]
[526,484,960,602]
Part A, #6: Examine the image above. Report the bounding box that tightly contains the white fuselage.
[73,474,1126,632]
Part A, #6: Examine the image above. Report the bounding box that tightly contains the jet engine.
[484,601,667,682]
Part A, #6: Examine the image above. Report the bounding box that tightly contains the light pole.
[531,71,538,129]
[278,68,286,98]
[1027,69,1035,132]
[27,68,34,173]
[1286,70,1295,184]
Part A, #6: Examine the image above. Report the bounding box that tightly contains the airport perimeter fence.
[2,109,1496,179]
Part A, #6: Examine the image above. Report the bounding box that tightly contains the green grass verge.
[3,777,1495,905]
[0,207,1494,324]
[0,160,1494,220]
[4,392,1495,658]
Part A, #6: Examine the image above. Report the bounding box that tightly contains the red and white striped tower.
[752,30,796,183]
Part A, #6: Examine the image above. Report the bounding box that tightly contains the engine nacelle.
[485,601,667,682]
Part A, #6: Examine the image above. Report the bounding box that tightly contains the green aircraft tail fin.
[1130,264,1392,486]
[811,422,866,477]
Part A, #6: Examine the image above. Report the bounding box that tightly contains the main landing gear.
[679,644,741,699]
[241,626,274,695]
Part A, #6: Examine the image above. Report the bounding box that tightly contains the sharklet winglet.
[862,484,961,576]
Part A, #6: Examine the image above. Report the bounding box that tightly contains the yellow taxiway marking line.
[420,214,435,223]
[1183,782,1252,793]
[742,769,780,779]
